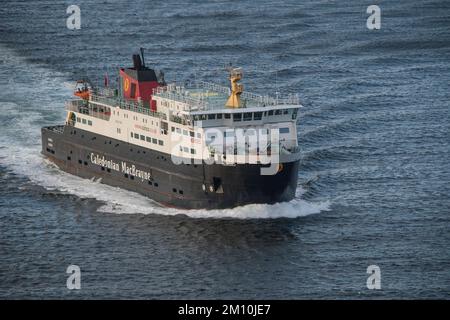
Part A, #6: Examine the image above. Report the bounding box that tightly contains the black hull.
[41,125,299,209]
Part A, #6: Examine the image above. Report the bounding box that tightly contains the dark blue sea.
[0,0,449,299]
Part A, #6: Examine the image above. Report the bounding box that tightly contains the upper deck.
[152,81,301,113]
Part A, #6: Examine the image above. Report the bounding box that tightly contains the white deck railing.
[153,81,300,111]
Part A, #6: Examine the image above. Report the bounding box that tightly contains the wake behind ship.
[41,51,302,209]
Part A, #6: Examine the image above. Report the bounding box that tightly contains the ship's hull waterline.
[41,125,299,210]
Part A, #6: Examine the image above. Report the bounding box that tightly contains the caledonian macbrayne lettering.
[90,153,152,181]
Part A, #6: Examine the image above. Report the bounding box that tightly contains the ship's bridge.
[150,80,302,154]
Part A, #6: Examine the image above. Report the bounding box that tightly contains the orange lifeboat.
[74,80,91,100]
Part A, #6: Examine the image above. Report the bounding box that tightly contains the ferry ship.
[41,51,302,209]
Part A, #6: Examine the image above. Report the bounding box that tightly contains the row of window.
[112,110,161,126]
[124,171,182,196]
[179,146,196,155]
[193,109,297,122]
[76,117,93,126]
[173,187,184,195]
[205,127,290,140]
[130,132,164,146]
[171,127,201,139]
[89,104,109,114]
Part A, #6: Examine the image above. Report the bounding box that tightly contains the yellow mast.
[226,67,244,108]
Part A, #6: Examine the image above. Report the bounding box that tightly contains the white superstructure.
[66,79,301,165]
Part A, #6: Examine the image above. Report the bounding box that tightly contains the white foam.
[96,187,331,219]
[0,45,330,219]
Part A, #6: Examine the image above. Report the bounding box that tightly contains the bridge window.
[233,113,242,122]
[189,131,194,137]
[158,140,163,146]
[275,110,282,115]
[217,114,223,119]
[82,118,87,124]
[283,109,289,114]
[254,112,262,120]
[224,114,231,119]
[152,138,157,144]
[208,114,215,120]
[140,135,145,141]
[134,133,139,139]
[292,109,298,120]
[88,120,92,126]
[268,110,274,116]
[279,127,290,134]
[146,136,151,143]
[130,132,133,138]
[190,148,196,154]
[243,112,252,121]
[183,130,188,136]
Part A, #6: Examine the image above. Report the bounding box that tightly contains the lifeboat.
[74,80,91,100]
